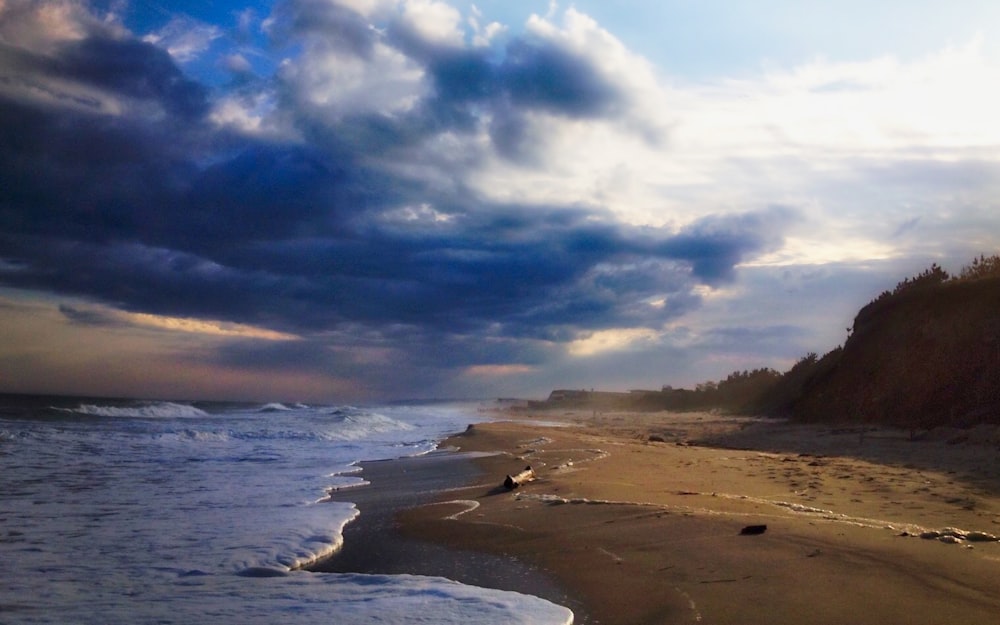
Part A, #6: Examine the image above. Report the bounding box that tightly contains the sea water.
[0,395,573,625]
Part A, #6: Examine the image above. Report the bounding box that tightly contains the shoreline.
[312,448,588,621]
[396,411,1000,625]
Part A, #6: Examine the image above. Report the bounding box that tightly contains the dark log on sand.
[740,524,768,535]
[504,465,535,490]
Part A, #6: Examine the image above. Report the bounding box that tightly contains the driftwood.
[503,465,535,490]
[740,524,768,535]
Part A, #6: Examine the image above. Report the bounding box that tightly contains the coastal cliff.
[787,272,1000,427]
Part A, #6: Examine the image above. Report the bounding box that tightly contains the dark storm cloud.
[0,1,796,388]
[2,238,279,325]
[182,146,358,244]
[0,33,208,119]
[0,97,205,248]
[411,21,624,159]
[379,1,622,116]
[58,304,120,327]
[56,37,209,119]
[407,36,622,118]
[657,208,795,283]
[2,168,789,341]
[0,25,213,250]
[499,38,621,117]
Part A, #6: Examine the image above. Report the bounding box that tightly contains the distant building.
[547,389,591,402]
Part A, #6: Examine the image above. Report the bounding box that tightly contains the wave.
[163,417,418,446]
[233,504,360,575]
[21,402,438,454]
[179,428,231,442]
[258,403,296,412]
[326,406,362,419]
[325,406,413,425]
[58,401,210,419]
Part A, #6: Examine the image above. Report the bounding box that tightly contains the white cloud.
[333,0,396,19]
[210,91,297,140]
[399,0,464,46]
[142,16,221,63]
[468,5,505,48]
[121,310,298,341]
[476,20,505,45]
[567,327,661,357]
[278,26,427,120]
[222,53,253,74]
[740,39,1000,153]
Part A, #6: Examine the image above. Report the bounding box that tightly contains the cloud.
[58,303,119,327]
[0,0,799,399]
[58,302,297,340]
[56,36,209,118]
[0,0,117,54]
[3,0,1000,401]
[0,4,208,120]
[396,0,465,47]
[263,0,652,170]
[499,36,622,117]
[566,327,661,357]
[142,16,222,63]
[891,216,921,239]
[658,207,797,283]
[463,364,536,377]
[222,53,253,74]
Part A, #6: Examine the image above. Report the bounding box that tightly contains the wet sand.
[397,411,1000,624]
[311,450,588,620]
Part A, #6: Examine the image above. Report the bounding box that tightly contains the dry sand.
[398,411,1000,625]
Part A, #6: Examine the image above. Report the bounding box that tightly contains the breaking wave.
[58,401,211,419]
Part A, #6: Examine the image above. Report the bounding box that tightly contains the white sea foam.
[0,398,572,625]
[62,400,211,419]
[259,402,295,412]
[2,571,573,625]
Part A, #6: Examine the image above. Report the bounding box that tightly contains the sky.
[2,0,1000,403]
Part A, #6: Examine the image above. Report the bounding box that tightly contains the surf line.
[436,499,480,520]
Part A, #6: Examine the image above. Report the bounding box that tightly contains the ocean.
[0,394,573,624]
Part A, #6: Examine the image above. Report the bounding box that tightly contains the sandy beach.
[397,411,1000,624]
